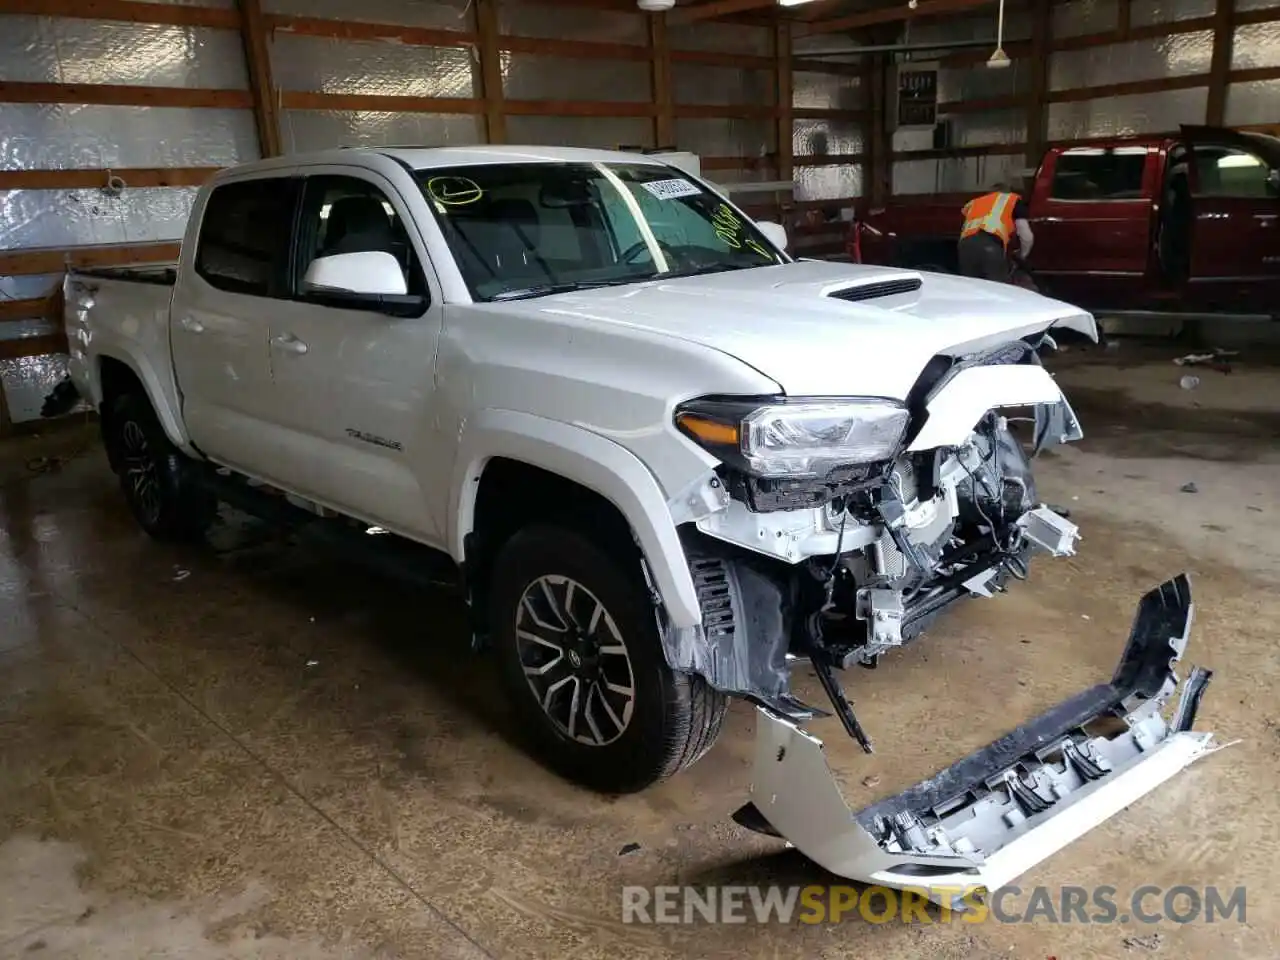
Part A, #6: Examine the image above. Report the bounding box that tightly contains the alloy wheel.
[120,419,162,526]
[515,574,636,746]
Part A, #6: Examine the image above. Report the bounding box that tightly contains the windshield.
[414,161,786,301]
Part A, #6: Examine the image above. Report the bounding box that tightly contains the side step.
[733,575,1221,906]
[197,469,460,592]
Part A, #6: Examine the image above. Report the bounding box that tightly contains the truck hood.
[484,260,1095,399]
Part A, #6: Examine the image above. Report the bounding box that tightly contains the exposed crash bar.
[734,575,1219,906]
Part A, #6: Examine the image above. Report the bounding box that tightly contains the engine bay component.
[1017,505,1080,557]
[733,575,1221,906]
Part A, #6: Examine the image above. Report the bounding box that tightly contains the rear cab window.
[195,178,299,297]
[1048,147,1150,201]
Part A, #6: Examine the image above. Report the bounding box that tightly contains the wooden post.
[650,14,674,148]
[867,53,888,207]
[236,0,282,157]
[1206,0,1234,126]
[776,21,793,183]
[476,0,506,143]
[1024,0,1052,170]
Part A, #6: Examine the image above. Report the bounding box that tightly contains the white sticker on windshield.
[641,178,702,200]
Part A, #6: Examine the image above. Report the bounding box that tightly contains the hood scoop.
[827,276,923,302]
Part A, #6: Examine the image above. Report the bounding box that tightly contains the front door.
[171,173,299,473]
[1183,127,1280,312]
[263,169,447,547]
[1026,145,1156,308]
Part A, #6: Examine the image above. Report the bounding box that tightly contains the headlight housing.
[675,396,910,478]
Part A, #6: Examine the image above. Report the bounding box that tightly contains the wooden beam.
[791,57,865,77]
[1117,0,1132,37]
[236,0,281,157]
[0,242,180,277]
[794,151,866,166]
[1236,5,1280,24]
[0,81,251,109]
[867,53,887,208]
[508,99,654,117]
[279,91,480,113]
[476,0,506,143]
[670,49,775,70]
[1049,72,1208,103]
[669,0,773,25]
[0,167,221,190]
[1206,0,1234,126]
[0,297,51,323]
[0,0,238,27]
[791,106,867,120]
[0,333,69,362]
[502,35,648,62]
[892,143,1025,161]
[1025,0,1052,169]
[266,14,475,47]
[801,0,994,36]
[650,14,674,147]
[776,21,793,184]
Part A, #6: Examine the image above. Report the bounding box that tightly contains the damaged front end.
[732,576,1218,905]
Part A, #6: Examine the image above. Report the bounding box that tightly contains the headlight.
[675,397,909,478]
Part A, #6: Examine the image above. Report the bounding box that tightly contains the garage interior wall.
[1,0,1278,426]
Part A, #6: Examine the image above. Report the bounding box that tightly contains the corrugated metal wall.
[0,8,259,422]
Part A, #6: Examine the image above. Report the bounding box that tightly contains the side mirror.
[303,251,408,297]
[755,220,789,252]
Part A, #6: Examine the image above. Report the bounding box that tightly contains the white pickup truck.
[65,145,1216,903]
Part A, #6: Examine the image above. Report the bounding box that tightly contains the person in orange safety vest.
[957,182,1035,283]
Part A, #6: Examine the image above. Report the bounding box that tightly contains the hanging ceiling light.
[987,0,1011,68]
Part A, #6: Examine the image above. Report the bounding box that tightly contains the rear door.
[1182,126,1280,310]
[1026,145,1157,306]
[261,167,447,546]
[171,172,300,472]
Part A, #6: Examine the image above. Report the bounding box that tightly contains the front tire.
[490,525,726,793]
[107,392,216,542]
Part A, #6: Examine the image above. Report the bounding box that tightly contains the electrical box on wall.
[890,62,939,131]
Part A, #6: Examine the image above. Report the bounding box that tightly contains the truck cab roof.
[210,144,674,183]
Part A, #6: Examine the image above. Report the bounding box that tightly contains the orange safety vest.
[960,192,1017,248]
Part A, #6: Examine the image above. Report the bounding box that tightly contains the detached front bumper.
[733,575,1219,907]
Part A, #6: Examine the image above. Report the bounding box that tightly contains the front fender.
[450,409,702,629]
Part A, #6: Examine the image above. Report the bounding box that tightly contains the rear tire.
[490,524,726,793]
[107,392,216,542]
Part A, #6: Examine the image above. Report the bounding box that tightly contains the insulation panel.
[676,118,772,160]
[1049,31,1215,91]
[1047,86,1208,139]
[505,55,649,102]
[794,164,863,201]
[892,154,1022,195]
[504,116,653,150]
[793,119,864,157]
[0,187,197,250]
[939,61,1030,103]
[673,64,772,107]
[0,16,248,89]
[498,3,645,44]
[792,72,864,111]
[0,274,61,302]
[272,34,476,98]
[0,104,258,169]
[263,0,474,30]
[1052,0,1120,38]
[1231,21,1280,70]
[667,22,770,56]
[1224,77,1280,126]
[0,354,72,423]
[283,111,483,152]
[1130,0,1215,25]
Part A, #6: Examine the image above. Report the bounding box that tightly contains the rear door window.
[195,178,299,296]
[1049,148,1149,200]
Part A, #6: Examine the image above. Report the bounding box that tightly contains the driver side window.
[1193,145,1275,199]
[294,175,427,298]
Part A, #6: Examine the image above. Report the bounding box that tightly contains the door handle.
[272,333,308,355]
[179,316,204,334]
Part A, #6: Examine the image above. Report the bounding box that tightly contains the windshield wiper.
[489,278,640,301]
[643,262,758,281]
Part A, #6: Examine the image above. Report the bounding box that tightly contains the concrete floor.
[1,345,1277,959]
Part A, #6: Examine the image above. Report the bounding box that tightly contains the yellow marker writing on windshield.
[426,176,484,206]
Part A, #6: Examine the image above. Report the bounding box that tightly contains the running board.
[733,575,1221,907]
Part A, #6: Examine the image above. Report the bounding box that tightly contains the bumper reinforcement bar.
[733,575,1221,906]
